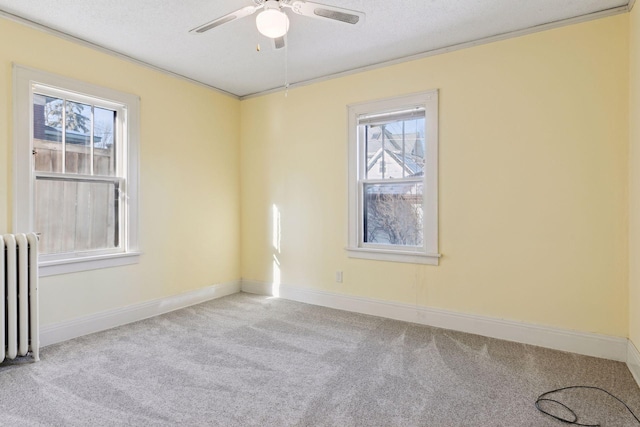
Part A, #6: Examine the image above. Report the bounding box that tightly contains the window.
[347,90,439,265]
[13,65,140,276]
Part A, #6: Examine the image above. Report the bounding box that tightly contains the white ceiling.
[0,0,630,98]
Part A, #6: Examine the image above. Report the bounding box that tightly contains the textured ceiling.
[0,0,630,97]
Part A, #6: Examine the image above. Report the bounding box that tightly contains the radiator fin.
[1,233,39,363]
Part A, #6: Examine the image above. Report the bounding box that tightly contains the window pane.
[364,125,381,179]
[93,107,116,176]
[363,117,425,180]
[363,182,423,246]
[35,178,119,254]
[65,101,92,175]
[33,94,63,172]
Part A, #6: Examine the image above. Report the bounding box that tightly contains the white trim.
[628,341,640,387]
[346,247,440,265]
[13,64,141,275]
[241,280,628,362]
[40,281,241,347]
[39,252,141,277]
[241,6,630,99]
[629,0,636,12]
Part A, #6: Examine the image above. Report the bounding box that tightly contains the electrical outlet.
[335,271,343,283]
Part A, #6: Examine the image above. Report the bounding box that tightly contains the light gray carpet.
[0,292,639,426]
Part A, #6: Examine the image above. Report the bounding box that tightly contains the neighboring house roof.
[39,125,103,146]
[365,123,425,181]
[366,148,424,179]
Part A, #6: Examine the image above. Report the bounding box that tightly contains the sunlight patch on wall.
[272,204,281,297]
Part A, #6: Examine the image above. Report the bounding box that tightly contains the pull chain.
[284,36,289,97]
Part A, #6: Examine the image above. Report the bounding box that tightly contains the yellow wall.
[630,4,640,349]
[0,18,241,325]
[0,10,631,340]
[241,15,629,336]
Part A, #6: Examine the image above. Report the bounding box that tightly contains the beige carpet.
[0,292,639,426]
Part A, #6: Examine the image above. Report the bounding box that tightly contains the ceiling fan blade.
[273,36,285,50]
[286,0,364,25]
[189,5,261,34]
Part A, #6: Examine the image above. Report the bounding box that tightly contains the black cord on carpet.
[535,386,640,426]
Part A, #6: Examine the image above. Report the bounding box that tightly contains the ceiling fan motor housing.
[256,0,290,38]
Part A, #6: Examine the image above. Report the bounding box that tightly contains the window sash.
[34,173,126,262]
[33,86,124,179]
[32,85,127,259]
[357,119,426,181]
[357,111,427,251]
[357,178,426,251]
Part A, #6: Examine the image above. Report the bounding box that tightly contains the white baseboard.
[628,341,640,387]
[40,281,240,347]
[241,280,628,362]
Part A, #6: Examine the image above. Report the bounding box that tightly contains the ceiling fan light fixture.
[256,8,289,38]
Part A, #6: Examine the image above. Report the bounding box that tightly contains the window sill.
[346,247,441,265]
[39,252,141,277]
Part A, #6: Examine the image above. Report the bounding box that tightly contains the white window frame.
[13,64,140,276]
[347,90,440,265]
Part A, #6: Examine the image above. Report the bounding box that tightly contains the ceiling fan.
[189,0,365,49]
